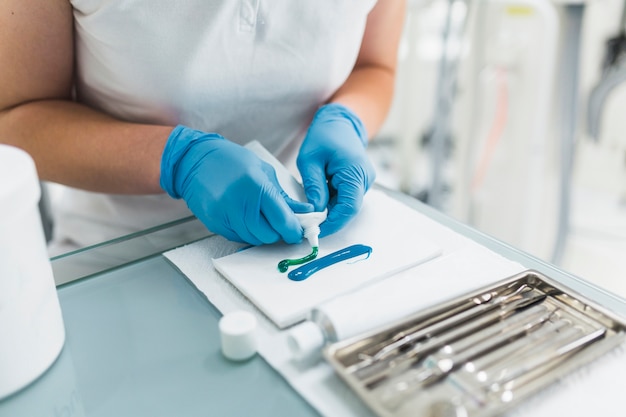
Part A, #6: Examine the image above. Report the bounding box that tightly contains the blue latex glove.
[297,103,376,237]
[160,125,313,245]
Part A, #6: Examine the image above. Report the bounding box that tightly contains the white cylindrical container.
[219,310,257,361]
[0,145,66,399]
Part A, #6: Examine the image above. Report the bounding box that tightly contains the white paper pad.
[213,190,442,328]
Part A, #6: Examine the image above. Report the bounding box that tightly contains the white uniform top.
[53,0,377,249]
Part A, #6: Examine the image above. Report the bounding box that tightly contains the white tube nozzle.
[295,210,327,248]
[287,321,325,361]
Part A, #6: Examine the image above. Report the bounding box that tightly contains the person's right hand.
[160,125,313,245]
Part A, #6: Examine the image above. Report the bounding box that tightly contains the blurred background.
[367,0,626,298]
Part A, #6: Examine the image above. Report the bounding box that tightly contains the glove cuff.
[160,125,224,198]
[315,103,369,148]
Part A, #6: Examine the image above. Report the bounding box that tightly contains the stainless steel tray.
[323,270,626,417]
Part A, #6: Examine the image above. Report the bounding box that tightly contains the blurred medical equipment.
[588,1,626,141]
[421,0,469,210]
[551,2,585,264]
[376,0,595,264]
[0,145,65,400]
[443,0,563,261]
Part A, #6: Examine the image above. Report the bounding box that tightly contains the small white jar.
[0,145,65,399]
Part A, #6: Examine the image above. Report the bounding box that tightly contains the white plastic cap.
[287,321,325,361]
[219,311,258,361]
[295,210,327,248]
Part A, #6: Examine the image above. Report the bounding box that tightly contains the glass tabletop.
[2,244,320,417]
[49,216,212,286]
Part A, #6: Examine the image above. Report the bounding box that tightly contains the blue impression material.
[288,244,372,281]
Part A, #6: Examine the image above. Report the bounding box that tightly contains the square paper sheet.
[213,189,442,328]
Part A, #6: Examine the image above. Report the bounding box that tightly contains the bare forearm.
[329,0,405,140]
[0,100,172,194]
[329,64,396,139]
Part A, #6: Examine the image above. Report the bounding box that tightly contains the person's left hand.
[297,103,376,237]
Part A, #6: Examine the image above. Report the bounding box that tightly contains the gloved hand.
[297,103,376,237]
[160,125,313,245]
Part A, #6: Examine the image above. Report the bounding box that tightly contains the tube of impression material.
[0,145,66,399]
[295,210,327,248]
[287,262,446,361]
[286,282,414,362]
[287,244,526,362]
